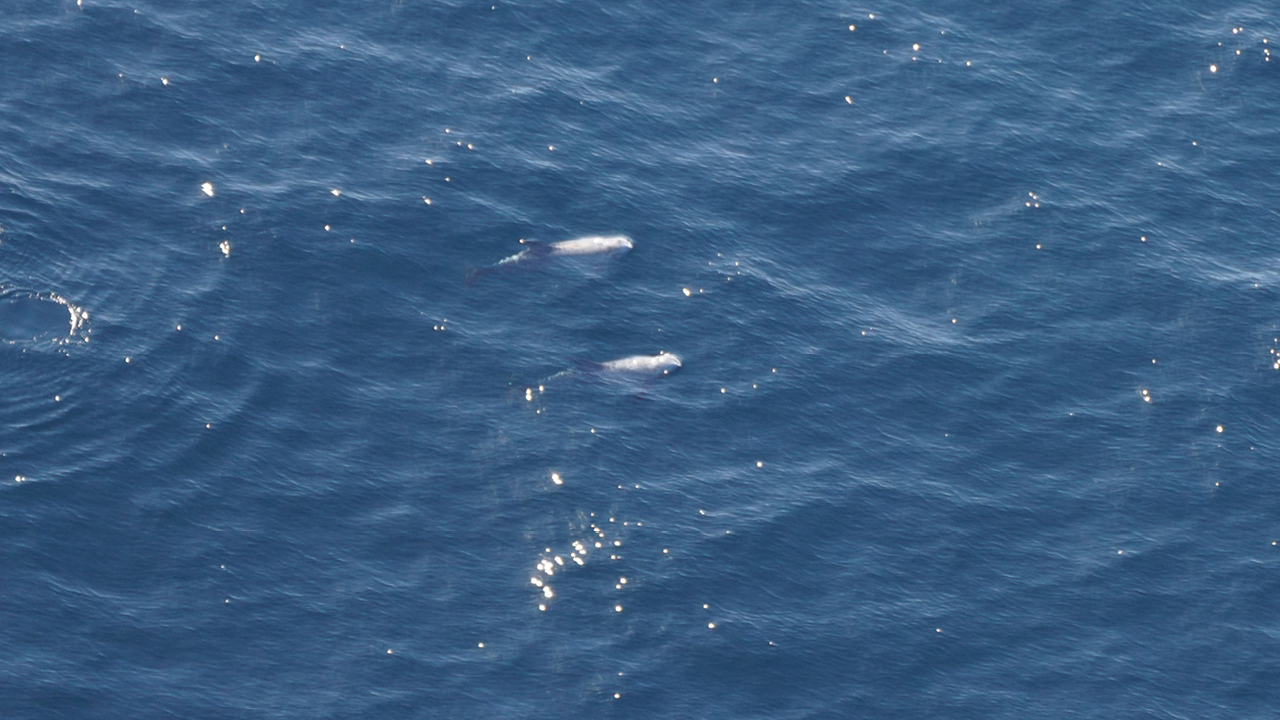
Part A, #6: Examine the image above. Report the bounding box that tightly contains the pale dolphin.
[466,235,634,285]
[547,351,681,387]
[585,352,683,378]
[532,352,681,401]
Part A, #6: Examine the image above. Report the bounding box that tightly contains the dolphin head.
[602,235,634,256]
[656,351,682,375]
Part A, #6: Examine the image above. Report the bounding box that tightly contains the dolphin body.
[585,352,683,378]
[539,351,681,385]
[565,351,683,390]
[466,235,633,286]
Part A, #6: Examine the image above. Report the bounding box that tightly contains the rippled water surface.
[3,1,1280,717]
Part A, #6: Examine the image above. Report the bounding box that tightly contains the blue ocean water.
[3,0,1280,716]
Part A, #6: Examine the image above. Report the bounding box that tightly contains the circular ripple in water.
[0,291,85,343]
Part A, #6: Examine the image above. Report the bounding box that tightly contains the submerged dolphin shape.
[466,235,633,286]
